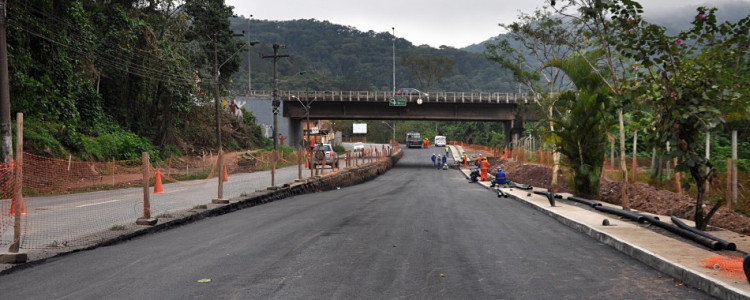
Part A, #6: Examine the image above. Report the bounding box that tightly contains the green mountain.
[230,18,517,93]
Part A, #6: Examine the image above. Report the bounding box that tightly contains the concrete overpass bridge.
[234,90,536,147]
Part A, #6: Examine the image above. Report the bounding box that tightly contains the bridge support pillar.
[504,119,524,150]
[288,118,303,148]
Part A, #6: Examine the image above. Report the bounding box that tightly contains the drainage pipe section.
[643,215,721,250]
[593,205,646,223]
[567,196,602,208]
[670,216,736,251]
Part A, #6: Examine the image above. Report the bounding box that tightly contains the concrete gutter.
[459,167,750,300]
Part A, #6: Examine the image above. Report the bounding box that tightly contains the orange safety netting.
[0,160,24,248]
[700,255,747,281]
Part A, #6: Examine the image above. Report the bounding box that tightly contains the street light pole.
[392,27,396,98]
[381,121,396,143]
[262,44,289,187]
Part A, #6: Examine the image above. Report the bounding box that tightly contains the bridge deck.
[234,90,537,104]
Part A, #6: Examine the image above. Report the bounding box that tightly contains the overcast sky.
[226,0,749,48]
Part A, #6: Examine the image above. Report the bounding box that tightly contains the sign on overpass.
[389,97,406,107]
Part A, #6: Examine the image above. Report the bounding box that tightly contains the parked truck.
[405,131,422,148]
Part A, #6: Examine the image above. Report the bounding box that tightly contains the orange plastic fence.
[0,161,21,248]
[700,255,747,281]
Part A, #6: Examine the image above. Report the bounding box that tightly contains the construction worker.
[441,154,447,170]
[445,146,449,156]
[436,154,442,170]
[469,168,480,182]
[476,154,482,167]
[490,166,511,187]
[463,154,468,167]
[480,157,490,181]
[431,153,437,167]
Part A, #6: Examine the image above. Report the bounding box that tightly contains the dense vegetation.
[7,1,522,161]
[8,0,268,161]
[485,0,749,229]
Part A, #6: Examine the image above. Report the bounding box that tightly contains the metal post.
[392,27,396,98]
[9,113,21,253]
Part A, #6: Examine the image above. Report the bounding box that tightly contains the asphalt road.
[2,143,385,249]
[0,146,711,299]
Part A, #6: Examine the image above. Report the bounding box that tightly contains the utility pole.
[262,44,289,187]
[247,15,253,91]
[0,0,11,164]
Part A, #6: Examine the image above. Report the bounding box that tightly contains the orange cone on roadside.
[8,196,26,216]
[223,165,229,182]
[154,169,163,194]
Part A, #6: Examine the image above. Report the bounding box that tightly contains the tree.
[609,4,750,229]
[485,8,575,192]
[546,50,614,197]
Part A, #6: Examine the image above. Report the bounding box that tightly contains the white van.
[434,136,446,147]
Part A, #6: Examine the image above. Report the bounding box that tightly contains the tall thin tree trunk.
[619,109,629,210]
[632,131,638,182]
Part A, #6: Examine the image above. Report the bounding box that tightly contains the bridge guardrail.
[232,90,538,104]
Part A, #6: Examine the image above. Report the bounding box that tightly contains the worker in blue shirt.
[441,154,447,170]
[431,153,437,167]
[490,166,511,187]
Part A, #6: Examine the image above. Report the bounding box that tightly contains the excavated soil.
[495,159,750,235]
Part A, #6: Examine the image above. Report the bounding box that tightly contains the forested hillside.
[7,1,520,161]
[8,1,273,160]
[230,18,517,93]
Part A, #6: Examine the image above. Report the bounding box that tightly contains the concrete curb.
[457,167,749,300]
[0,150,403,276]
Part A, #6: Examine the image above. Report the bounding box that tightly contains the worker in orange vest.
[480,157,490,181]
[463,154,468,167]
[476,154,482,167]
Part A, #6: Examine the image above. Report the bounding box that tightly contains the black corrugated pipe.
[642,215,721,250]
[670,216,736,251]
[532,191,563,198]
[510,183,533,190]
[532,191,561,207]
[594,205,647,223]
[567,196,602,208]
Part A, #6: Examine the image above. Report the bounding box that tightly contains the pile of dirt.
[497,159,750,235]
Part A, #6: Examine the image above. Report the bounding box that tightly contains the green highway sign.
[389,97,406,107]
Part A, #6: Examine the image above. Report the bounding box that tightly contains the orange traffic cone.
[223,165,229,182]
[8,195,26,216]
[154,169,163,194]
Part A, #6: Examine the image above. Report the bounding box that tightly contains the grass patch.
[155,212,174,219]
[109,224,127,231]
[46,240,68,248]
